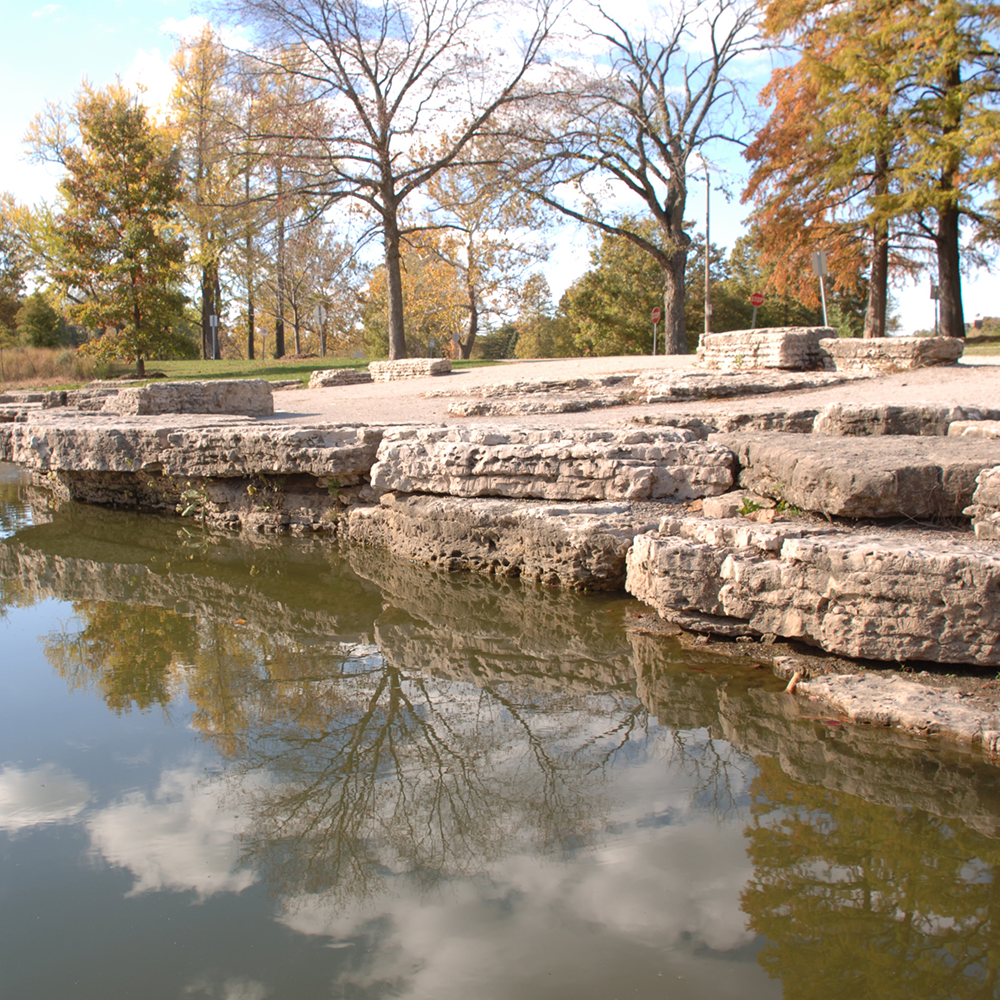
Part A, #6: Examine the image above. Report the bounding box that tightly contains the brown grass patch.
[0,347,102,389]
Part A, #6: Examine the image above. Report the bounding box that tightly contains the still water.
[2,463,1000,999]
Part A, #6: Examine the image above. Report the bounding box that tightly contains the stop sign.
[750,292,765,307]
[651,306,662,323]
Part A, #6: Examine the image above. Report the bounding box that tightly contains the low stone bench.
[697,327,833,371]
[101,379,274,417]
[307,368,373,388]
[368,358,452,381]
[370,425,735,502]
[819,336,964,372]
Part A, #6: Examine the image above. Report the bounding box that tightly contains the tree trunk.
[246,293,255,361]
[384,211,407,359]
[937,204,965,338]
[460,284,478,360]
[863,141,890,339]
[662,247,689,355]
[136,355,146,378]
[274,166,286,359]
[863,220,889,338]
[201,265,213,359]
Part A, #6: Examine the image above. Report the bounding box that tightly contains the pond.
[2,461,1000,1000]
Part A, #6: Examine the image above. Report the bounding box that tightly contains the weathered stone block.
[101,379,274,416]
[368,358,451,380]
[345,494,659,590]
[625,516,1000,666]
[369,425,734,501]
[818,336,964,372]
[307,368,373,388]
[697,327,833,370]
[714,431,999,518]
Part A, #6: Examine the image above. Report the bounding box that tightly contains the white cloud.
[122,47,176,119]
[0,763,91,831]
[87,768,257,899]
[31,4,61,18]
[160,15,210,39]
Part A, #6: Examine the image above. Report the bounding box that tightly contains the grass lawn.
[91,355,495,387]
[960,334,1000,356]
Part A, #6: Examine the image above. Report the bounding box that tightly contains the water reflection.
[743,757,1000,999]
[5,482,1000,998]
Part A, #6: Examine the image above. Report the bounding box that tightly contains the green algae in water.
[2,465,1000,999]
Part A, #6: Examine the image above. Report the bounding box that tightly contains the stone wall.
[818,336,964,372]
[368,358,452,380]
[100,379,274,416]
[697,327,833,370]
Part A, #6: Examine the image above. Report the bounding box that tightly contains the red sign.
[651,306,662,323]
[750,292,765,307]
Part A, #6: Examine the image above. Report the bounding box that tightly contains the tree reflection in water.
[742,756,1000,1000]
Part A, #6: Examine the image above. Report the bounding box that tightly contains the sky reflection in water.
[2,466,1000,999]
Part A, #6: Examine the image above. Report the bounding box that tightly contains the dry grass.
[0,347,102,389]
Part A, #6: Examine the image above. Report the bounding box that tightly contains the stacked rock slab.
[368,358,451,380]
[626,516,1000,668]
[100,379,274,416]
[697,327,833,370]
[812,402,1000,436]
[818,336,964,372]
[369,425,734,501]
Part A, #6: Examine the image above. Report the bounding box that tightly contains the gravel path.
[271,355,1000,426]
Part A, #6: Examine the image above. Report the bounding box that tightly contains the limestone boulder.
[625,516,1000,666]
[101,379,274,416]
[714,431,1000,518]
[369,425,735,501]
[344,494,661,590]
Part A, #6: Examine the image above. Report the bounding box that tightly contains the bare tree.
[214,0,560,359]
[519,0,761,354]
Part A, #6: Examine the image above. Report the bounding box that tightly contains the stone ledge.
[625,516,1000,667]
[819,336,964,372]
[344,494,660,590]
[368,358,452,380]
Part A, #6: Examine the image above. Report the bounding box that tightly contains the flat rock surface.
[714,431,1000,518]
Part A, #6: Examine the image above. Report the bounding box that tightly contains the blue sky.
[0,0,989,333]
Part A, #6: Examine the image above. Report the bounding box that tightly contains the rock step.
[714,431,1000,518]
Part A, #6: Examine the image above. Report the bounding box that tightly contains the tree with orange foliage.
[746,0,1000,339]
